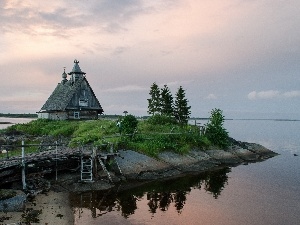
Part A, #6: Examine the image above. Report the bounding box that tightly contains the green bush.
[205,108,229,148]
[121,115,138,134]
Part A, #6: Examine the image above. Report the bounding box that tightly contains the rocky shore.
[0,138,277,224]
[42,139,277,193]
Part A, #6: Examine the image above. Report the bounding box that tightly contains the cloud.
[282,91,300,98]
[113,46,130,55]
[90,0,145,20]
[1,0,140,37]
[162,80,194,87]
[247,90,280,100]
[205,94,217,100]
[0,0,183,39]
[1,0,300,118]
[103,104,147,115]
[248,90,300,100]
[0,91,48,102]
[101,85,148,93]
[102,22,128,33]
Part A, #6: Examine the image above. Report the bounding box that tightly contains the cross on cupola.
[68,59,86,82]
[61,67,68,84]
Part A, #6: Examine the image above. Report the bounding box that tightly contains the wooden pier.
[0,142,121,188]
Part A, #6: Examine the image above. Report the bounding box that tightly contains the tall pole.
[92,147,96,179]
[55,141,58,181]
[21,140,26,190]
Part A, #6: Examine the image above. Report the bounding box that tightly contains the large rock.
[229,138,278,158]
[137,168,182,180]
[116,150,169,179]
[227,146,259,161]
[0,190,26,212]
[205,149,243,164]
[246,143,278,158]
[157,150,218,172]
[158,151,200,167]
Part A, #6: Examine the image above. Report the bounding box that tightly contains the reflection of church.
[38,60,103,120]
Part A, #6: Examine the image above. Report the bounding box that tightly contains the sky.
[1,0,300,119]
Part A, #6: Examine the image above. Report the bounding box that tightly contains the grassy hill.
[3,116,212,157]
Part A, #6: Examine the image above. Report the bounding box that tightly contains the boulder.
[157,150,219,172]
[246,143,278,158]
[116,150,169,179]
[205,149,243,164]
[227,146,259,161]
[0,189,26,212]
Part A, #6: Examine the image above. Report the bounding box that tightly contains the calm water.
[69,119,300,225]
[0,117,35,130]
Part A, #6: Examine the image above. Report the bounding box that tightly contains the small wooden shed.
[38,60,104,120]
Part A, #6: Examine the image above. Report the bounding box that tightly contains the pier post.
[21,140,26,190]
[92,147,97,178]
[55,141,58,181]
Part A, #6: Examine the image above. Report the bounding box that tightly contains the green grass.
[2,118,212,157]
[5,119,79,136]
[127,128,211,157]
[69,120,120,147]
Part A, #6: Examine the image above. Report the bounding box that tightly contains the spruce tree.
[160,84,174,116]
[147,82,161,115]
[174,86,191,124]
[205,108,229,148]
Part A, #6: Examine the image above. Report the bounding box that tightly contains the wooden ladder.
[81,156,93,182]
[98,156,113,183]
[114,157,123,176]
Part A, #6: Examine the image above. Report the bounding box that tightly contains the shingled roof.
[39,60,103,113]
[41,77,82,111]
[69,59,86,75]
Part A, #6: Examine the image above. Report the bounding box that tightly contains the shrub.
[121,115,138,134]
[205,108,229,148]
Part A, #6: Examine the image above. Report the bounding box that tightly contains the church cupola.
[68,59,86,82]
[61,67,68,84]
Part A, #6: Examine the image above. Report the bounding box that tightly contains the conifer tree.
[147,82,161,115]
[205,108,229,148]
[160,84,174,116]
[174,86,191,124]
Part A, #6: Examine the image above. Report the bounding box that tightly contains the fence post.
[92,147,97,178]
[21,140,26,190]
[55,141,58,181]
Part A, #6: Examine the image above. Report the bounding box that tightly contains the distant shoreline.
[0,113,299,121]
[0,122,13,124]
[190,118,300,122]
[225,118,300,122]
[0,113,38,119]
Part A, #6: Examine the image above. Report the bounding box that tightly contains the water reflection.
[70,167,231,219]
[204,168,229,199]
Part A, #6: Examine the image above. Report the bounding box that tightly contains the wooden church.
[38,60,103,120]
